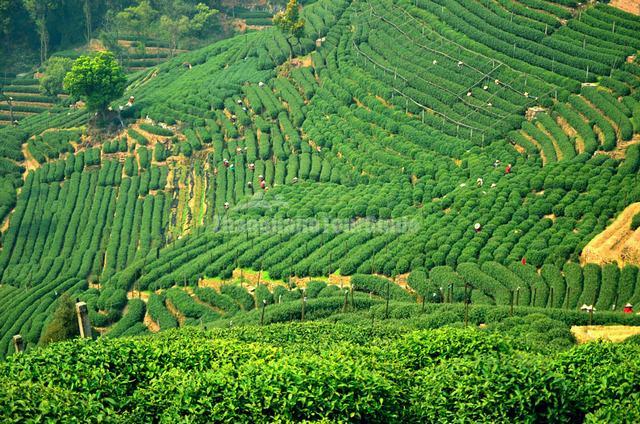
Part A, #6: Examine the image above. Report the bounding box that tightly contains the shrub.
[351,274,414,302]
[220,284,255,311]
[139,123,174,137]
[147,293,178,330]
[106,299,146,338]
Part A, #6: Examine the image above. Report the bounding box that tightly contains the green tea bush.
[106,299,146,338]
[220,284,255,311]
[194,287,240,314]
[351,274,415,301]
[147,293,178,330]
[139,123,174,137]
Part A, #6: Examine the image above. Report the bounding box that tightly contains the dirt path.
[582,96,621,145]
[581,202,640,266]
[127,290,150,302]
[536,122,563,161]
[521,131,547,165]
[556,115,584,153]
[188,289,226,315]
[512,143,526,155]
[21,144,40,177]
[610,0,640,15]
[165,297,186,327]
[597,135,640,160]
[143,312,160,333]
[572,325,640,343]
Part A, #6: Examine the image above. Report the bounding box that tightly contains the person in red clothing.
[624,303,633,314]
[505,163,512,174]
[260,180,266,189]
[521,257,527,265]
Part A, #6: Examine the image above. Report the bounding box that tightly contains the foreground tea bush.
[1,324,639,422]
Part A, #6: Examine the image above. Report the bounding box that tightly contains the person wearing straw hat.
[624,303,633,314]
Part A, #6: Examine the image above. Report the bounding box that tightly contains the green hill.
[1,0,640,416]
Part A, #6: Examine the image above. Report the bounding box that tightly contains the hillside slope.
[0,0,640,355]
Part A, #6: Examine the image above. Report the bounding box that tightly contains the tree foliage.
[63,51,126,113]
[273,0,304,39]
[39,57,74,96]
[39,292,79,345]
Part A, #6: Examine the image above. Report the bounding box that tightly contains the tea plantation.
[1,0,640,419]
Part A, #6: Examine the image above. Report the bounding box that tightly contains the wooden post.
[301,293,306,322]
[12,335,24,353]
[260,299,266,326]
[385,277,391,319]
[532,287,537,306]
[7,97,14,125]
[343,289,349,313]
[75,302,92,339]
[350,286,355,310]
[510,290,514,316]
[464,282,469,327]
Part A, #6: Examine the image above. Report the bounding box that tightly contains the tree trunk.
[171,33,177,58]
[286,36,293,61]
[84,0,93,42]
[38,19,49,65]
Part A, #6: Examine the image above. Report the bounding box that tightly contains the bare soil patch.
[572,325,640,344]
[144,313,160,333]
[581,202,640,266]
[21,143,40,177]
[610,0,640,15]
[521,131,547,164]
[165,297,186,327]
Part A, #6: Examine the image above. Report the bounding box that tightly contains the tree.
[115,0,157,40]
[0,0,11,38]
[39,292,80,345]
[64,51,126,116]
[159,3,219,56]
[83,0,92,42]
[23,0,55,64]
[40,57,73,96]
[188,3,219,36]
[273,0,304,59]
[159,15,190,57]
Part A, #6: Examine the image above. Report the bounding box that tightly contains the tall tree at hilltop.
[22,0,56,64]
[83,0,93,42]
[273,0,304,60]
[159,2,219,57]
[64,51,127,120]
[115,0,157,40]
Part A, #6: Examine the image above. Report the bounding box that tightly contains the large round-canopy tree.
[64,51,127,119]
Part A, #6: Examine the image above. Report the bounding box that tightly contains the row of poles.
[13,301,91,354]
[12,283,596,353]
